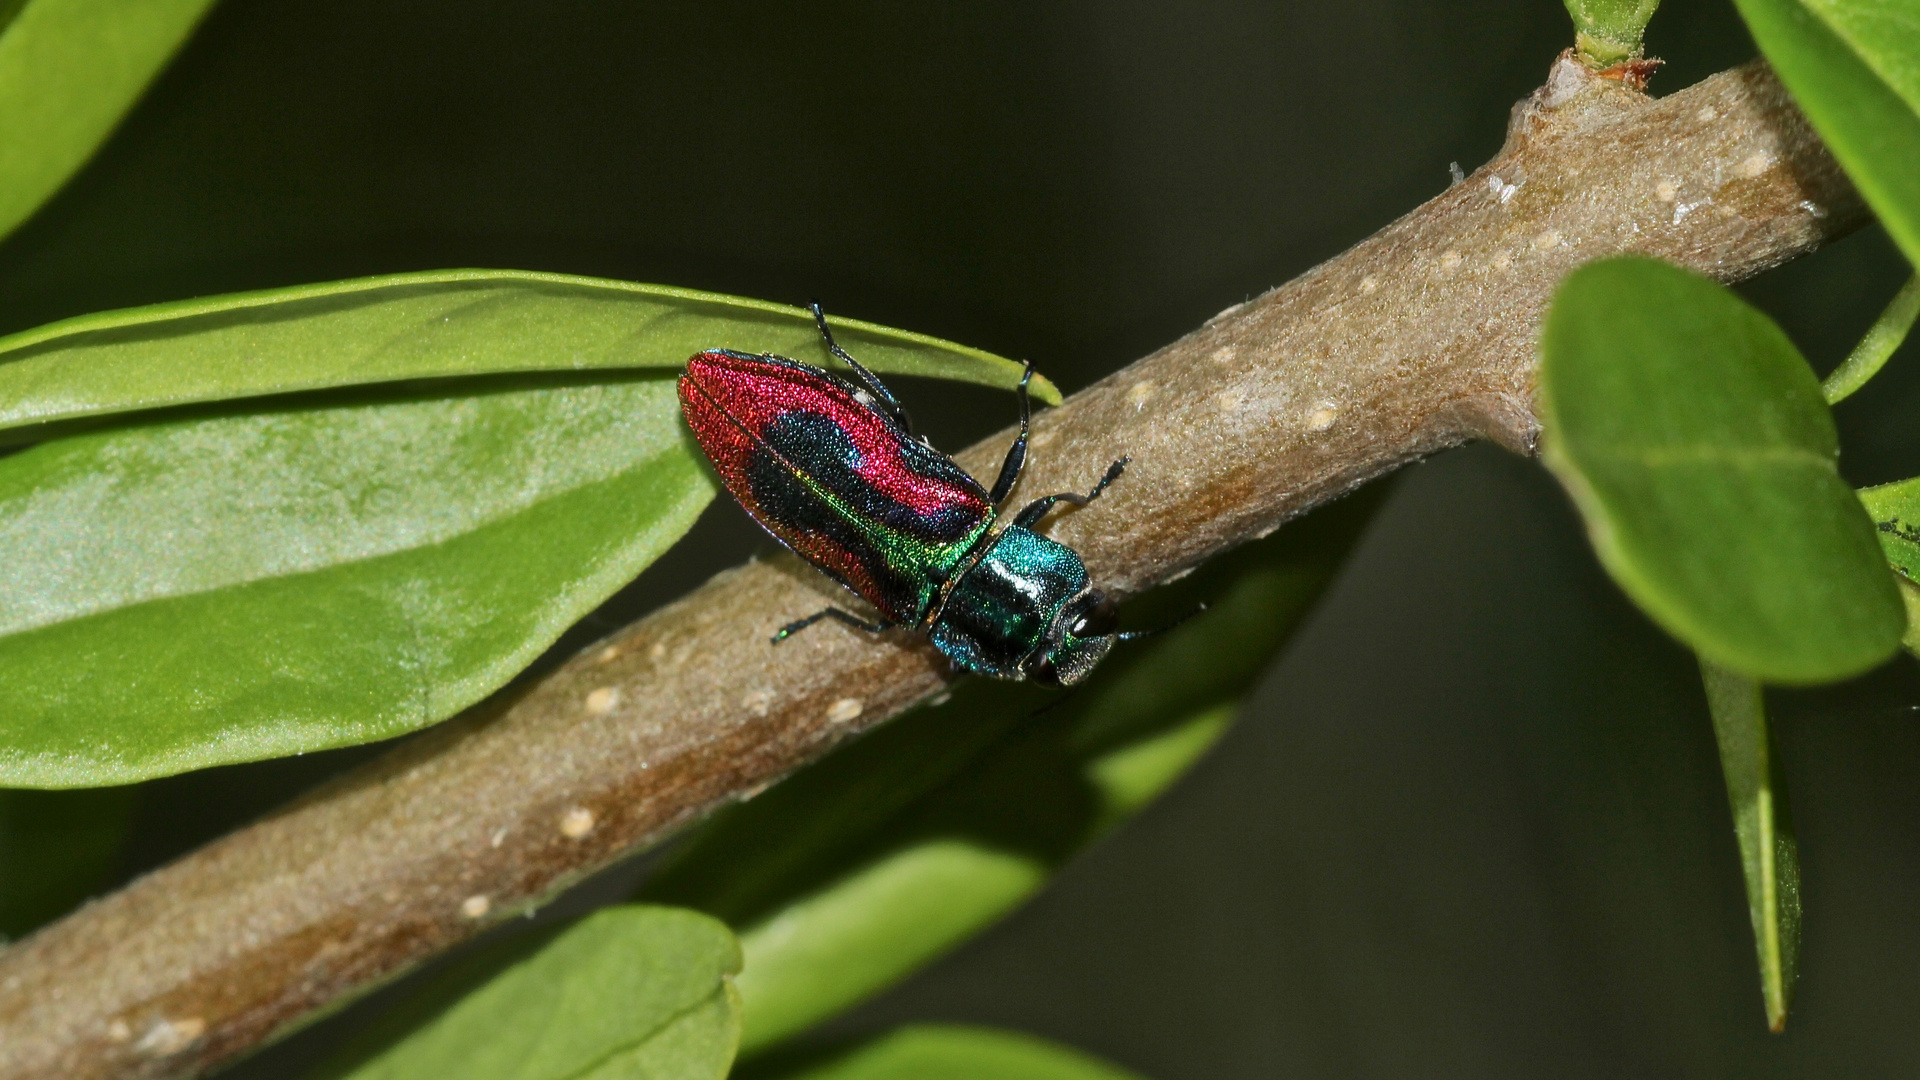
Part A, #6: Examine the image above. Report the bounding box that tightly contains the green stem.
[1563,0,1662,67]
[1698,659,1800,1032]
[1823,273,1920,404]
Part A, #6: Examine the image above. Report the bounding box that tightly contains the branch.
[0,58,1863,1080]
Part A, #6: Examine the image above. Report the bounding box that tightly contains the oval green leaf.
[1539,256,1903,683]
[0,270,1054,440]
[0,375,711,787]
[769,1026,1145,1080]
[313,906,742,1080]
[0,0,217,241]
[639,493,1381,1054]
[1733,0,1920,268]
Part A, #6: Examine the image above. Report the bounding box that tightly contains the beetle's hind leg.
[772,606,895,644]
[988,360,1037,506]
[811,301,915,435]
[1011,455,1128,530]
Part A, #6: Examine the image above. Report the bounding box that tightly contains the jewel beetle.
[677,304,1139,686]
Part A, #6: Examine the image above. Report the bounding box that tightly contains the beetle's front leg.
[1010,455,1128,530]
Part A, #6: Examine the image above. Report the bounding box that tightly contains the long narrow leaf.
[0,282,1038,786]
[0,0,217,241]
[1699,659,1801,1032]
[0,270,1054,440]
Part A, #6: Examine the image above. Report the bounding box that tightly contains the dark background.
[6,0,1919,1076]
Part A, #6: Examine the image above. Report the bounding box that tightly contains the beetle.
[677,304,1139,686]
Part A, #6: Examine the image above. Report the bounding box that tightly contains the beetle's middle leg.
[988,359,1037,506]
[810,302,916,435]
[772,606,895,644]
[1010,455,1128,530]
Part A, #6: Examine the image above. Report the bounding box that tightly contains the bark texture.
[0,58,1867,1080]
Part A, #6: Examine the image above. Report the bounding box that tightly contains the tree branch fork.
[0,57,1863,1080]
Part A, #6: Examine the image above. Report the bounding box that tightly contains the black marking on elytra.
[751,412,982,542]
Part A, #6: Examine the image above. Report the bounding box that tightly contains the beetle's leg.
[811,301,915,435]
[772,606,895,643]
[1011,455,1128,530]
[988,360,1036,506]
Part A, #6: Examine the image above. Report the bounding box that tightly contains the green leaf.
[1539,256,1904,683]
[1898,574,1920,656]
[0,785,134,939]
[760,1026,1145,1080]
[640,490,1382,1055]
[0,0,217,241]
[1699,660,1801,1032]
[731,843,1047,1053]
[313,905,742,1080]
[1857,475,1920,655]
[1562,0,1662,65]
[1822,272,1919,403]
[0,375,712,787]
[1799,0,1920,120]
[1858,474,1920,579]
[1733,0,1920,268]
[0,270,1052,442]
[0,277,1040,787]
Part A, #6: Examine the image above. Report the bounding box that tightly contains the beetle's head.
[1022,588,1118,687]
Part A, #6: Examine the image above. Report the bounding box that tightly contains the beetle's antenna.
[1115,602,1208,641]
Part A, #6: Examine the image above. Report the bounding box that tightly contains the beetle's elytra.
[677,305,1133,686]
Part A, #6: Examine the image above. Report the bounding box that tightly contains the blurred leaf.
[641,489,1382,1055]
[0,0,217,242]
[1563,0,1662,65]
[1822,272,1919,403]
[1733,0,1920,268]
[312,906,741,1080]
[0,269,1054,442]
[0,376,710,787]
[753,1026,1145,1080]
[0,785,133,939]
[730,843,1047,1052]
[1539,256,1903,683]
[1699,660,1801,1032]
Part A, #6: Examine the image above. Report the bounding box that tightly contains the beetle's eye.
[1070,594,1118,638]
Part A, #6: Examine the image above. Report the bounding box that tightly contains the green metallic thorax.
[928,525,1107,679]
